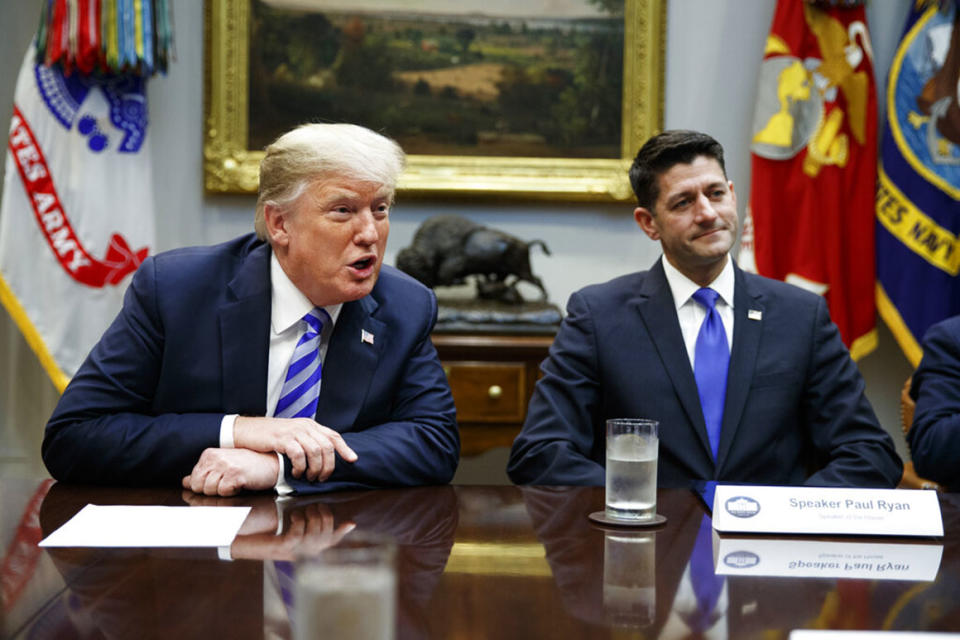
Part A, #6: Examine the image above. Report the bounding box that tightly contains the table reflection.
[7,483,960,639]
[602,530,656,627]
[34,484,457,640]
[520,485,706,634]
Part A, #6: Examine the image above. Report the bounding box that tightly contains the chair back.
[898,376,942,491]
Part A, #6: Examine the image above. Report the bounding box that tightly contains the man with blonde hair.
[44,123,459,495]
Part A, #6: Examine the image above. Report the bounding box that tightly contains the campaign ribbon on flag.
[876,1,960,367]
[740,0,878,360]
[0,44,154,391]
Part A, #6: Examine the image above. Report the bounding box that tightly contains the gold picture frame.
[203,0,664,201]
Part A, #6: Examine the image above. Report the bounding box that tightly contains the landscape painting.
[204,0,662,199]
[248,0,625,159]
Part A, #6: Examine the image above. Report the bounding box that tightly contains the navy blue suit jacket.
[43,234,459,492]
[908,314,960,489]
[508,259,901,488]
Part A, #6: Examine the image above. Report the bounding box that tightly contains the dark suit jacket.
[508,258,901,488]
[43,234,459,492]
[908,314,960,489]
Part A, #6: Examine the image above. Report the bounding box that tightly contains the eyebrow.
[666,181,727,202]
[321,188,393,203]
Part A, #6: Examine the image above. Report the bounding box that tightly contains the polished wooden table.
[5,482,960,638]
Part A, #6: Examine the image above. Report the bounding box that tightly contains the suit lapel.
[316,294,385,431]
[635,260,714,459]
[219,242,271,416]
[715,264,764,472]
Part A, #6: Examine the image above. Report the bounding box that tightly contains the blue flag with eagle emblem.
[876,0,960,366]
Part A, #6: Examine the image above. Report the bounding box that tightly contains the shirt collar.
[661,255,735,311]
[270,252,342,335]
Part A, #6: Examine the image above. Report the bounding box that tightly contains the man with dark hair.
[908,314,960,489]
[508,129,901,489]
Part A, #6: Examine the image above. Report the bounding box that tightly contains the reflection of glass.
[605,418,659,521]
[295,533,397,640]
[603,531,656,628]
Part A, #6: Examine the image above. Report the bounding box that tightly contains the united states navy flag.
[877,1,960,366]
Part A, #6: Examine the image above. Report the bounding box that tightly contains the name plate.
[711,485,943,537]
[714,536,943,581]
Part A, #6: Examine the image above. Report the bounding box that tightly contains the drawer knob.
[488,385,503,399]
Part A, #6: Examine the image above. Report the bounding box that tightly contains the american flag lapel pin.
[361,329,375,345]
[748,309,762,321]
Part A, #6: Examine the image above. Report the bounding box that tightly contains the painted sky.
[261,0,612,19]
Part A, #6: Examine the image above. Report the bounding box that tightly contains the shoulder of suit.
[924,314,960,347]
[576,270,648,301]
[149,233,264,268]
[141,233,267,289]
[375,263,434,299]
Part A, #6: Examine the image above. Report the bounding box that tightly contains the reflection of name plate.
[711,486,943,537]
[715,537,943,582]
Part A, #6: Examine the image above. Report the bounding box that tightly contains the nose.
[354,209,380,246]
[693,193,719,224]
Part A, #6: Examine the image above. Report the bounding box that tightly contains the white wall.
[0,0,917,480]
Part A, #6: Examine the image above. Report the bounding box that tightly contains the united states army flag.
[0,45,153,391]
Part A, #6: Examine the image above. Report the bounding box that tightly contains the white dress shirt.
[217,252,342,492]
[660,256,735,370]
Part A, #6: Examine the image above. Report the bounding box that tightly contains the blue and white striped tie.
[274,308,330,419]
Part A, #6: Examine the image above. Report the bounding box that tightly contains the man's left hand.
[182,447,279,496]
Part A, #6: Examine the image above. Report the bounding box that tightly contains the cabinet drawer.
[444,362,527,423]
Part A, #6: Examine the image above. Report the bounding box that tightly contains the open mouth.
[350,257,375,270]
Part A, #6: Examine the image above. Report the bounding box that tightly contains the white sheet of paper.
[39,504,252,547]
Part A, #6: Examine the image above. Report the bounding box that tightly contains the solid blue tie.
[692,288,729,460]
[275,308,329,419]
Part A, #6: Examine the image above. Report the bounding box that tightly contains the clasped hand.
[182,416,358,496]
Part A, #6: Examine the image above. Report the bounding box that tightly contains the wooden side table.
[431,332,554,457]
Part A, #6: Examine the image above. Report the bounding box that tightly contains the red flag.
[740,0,878,360]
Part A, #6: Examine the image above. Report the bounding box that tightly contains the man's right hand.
[233,416,358,482]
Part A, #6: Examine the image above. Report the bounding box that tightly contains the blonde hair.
[254,123,406,239]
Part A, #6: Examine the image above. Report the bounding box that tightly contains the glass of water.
[605,418,659,522]
[294,532,397,640]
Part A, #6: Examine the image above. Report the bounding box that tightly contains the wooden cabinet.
[432,333,554,456]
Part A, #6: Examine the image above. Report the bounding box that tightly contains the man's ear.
[263,203,289,247]
[634,206,660,241]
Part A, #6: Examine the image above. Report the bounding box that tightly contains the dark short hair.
[628,130,726,212]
